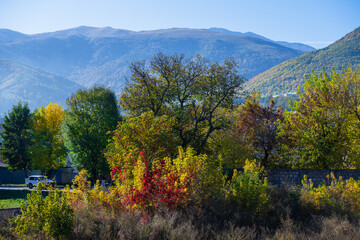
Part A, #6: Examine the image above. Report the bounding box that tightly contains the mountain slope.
[208,28,316,52]
[0,59,83,115]
[246,26,360,96]
[0,27,309,92]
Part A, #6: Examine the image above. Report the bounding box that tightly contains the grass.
[0,199,26,209]
[0,189,48,200]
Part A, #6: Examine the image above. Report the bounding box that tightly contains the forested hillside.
[246,26,360,96]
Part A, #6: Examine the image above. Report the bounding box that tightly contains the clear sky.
[0,0,359,49]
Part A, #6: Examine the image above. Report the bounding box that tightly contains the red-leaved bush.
[111,152,192,213]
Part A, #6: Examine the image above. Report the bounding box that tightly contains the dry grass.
[3,186,360,239]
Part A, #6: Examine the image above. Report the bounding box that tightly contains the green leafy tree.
[30,103,67,173]
[62,86,120,181]
[279,67,360,169]
[0,102,32,178]
[120,53,244,154]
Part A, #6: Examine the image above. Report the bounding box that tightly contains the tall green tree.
[62,86,120,181]
[30,102,67,173]
[279,67,360,169]
[120,53,244,154]
[0,102,32,178]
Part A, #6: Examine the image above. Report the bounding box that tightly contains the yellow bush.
[300,173,360,214]
[12,184,73,240]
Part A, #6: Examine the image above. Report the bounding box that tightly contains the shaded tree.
[62,86,120,181]
[120,53,244,154]
[0,102,32,178]
[237,91,284,168]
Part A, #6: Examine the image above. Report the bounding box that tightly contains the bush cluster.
[301,173,360,215]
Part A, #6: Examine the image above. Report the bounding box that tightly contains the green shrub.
[226,159,269,216]
[11,184,73,240]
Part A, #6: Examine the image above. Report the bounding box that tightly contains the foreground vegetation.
[2,163,360,239]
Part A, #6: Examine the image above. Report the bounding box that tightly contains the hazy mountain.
[208,28,316,52]
[0,59,83,115]
[33,26,133,39]
[0,26,309,93]
[246,26,360,97]
[0,29,29,42]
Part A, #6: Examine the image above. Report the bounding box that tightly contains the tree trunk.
[91,168,97,185]
[263,150,270,168]
[24,167,28,178]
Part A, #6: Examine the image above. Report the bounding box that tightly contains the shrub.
[11,184,73,240]
[110,150,194,213]
[300,173,360,214]
[226,159,269,216]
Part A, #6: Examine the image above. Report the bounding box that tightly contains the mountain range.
[0,26,316,115]
[246,26,360,97]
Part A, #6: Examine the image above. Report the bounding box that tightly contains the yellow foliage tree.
[30,102,67,172]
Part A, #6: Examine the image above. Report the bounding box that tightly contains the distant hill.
[246,26,360,96]
[0,59,83,116]
[0,26,311,93]
[208,28,316,52]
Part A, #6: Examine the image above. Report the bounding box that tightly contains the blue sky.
[0,0,359,49]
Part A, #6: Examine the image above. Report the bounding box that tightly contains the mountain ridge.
[0,26,311,93]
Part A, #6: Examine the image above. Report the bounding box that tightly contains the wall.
[266,169,360,187]
[0,168,25,184]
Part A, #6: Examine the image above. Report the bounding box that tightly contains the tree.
[278,67,360,169]
[30,103,67,173]
[120,53,244,154]
[106,111,178,168]
[0,102,32,178]
[236,91,284,168]
[62,86,120,181]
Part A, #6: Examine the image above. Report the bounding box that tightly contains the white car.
[26,175,55,189]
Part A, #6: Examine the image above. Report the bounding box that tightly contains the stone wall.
[266,169,360,187]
